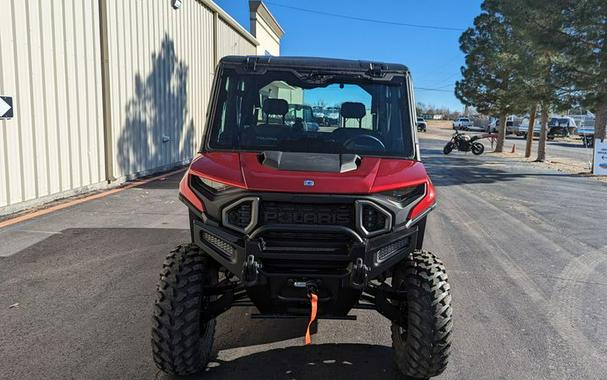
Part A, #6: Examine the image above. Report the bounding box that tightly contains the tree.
[499,0,607,139]
[416,102,426,116]
[455,11,529,152]
[553,1,607,139]
[524,104,537,158]
[485,0,573,161]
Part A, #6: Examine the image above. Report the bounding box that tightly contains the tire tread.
[151,244,216,376]
[391,250,453,379]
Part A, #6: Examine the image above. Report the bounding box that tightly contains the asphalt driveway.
[1,138,606,379]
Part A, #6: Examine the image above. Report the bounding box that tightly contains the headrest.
[340,102,366,119]
[263,98,288,116]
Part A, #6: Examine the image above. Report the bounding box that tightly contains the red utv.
[152,56,453,379]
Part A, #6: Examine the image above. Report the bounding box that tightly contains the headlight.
[198,176,233,192]
[381,184,425,206]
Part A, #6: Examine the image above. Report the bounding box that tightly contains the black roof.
[219,55,409,74]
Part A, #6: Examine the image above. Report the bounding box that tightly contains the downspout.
[213,11,219,67]
[98,0,115,182]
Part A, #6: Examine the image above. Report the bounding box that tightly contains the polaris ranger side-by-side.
[151,56,453,379]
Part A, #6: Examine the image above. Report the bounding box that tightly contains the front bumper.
[192,217,419,282]
[193,217,419,316]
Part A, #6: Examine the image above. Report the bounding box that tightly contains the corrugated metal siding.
[217,18,258,57]
[0,0,105,210]
[104,0,256,180]
[0,0,260,214]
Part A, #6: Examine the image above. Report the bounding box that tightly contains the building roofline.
[249,1,285,38]
[200,0,259,46]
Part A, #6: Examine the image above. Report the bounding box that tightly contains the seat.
[241,98,289,146]
[261,98,288,125]
[340,102,366,128]
[331,102,380,142]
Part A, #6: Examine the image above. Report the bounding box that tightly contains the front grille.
[260,230,352,255]
[262,258,349,275]
[257,230,353,274]
[260,201,355,228]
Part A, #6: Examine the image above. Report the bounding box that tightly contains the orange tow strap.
[304,292,318,345]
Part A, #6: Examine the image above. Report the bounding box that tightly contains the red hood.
[188,152,429,194]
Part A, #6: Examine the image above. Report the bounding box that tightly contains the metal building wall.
[217,19,258,58]
[103,0,258,181]
[0,0,105,212]
[0,0,261,215]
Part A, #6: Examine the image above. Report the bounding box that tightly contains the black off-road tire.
[443,144,453,155]
[152,244,218,376]
[391,250,453,379]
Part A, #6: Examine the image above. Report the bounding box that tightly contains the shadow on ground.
[548,141,592,150]
[215,309,315,351]
[421,146,574,187]
[158,343,403,380]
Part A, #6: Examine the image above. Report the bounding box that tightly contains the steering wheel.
[343,134,386,151]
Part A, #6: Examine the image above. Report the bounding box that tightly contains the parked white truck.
[570,114,595,147]
[452,117,474,130]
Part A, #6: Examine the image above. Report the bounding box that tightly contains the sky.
[215,0,483,111]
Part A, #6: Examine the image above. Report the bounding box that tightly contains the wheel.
[521,133,527,140]
[443,144,453,155]
[391,250,453,379]
[152,244,218,376]
[471,143,484,155]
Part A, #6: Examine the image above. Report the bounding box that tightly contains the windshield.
[206,68,414,158]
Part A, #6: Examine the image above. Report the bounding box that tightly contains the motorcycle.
[443,131,485,155]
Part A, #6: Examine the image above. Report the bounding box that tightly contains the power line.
[265,2,466,32]
[415,87,454,92]
[421,73,461,88]
[424,82,456,90]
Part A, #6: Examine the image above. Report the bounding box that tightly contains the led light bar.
[202,232,235,259]
[375,239,408,264]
